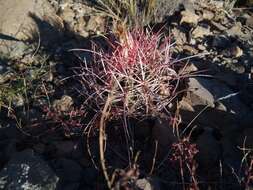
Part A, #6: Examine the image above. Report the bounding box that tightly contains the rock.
[54,158,83,182]
[0,149,59,190]
[53,140,77,157]
[187,77,249,116]
[0,123,18,140]
[171,28,187,45]
[86,16,105,35]
[82,167,98,186]
[233,46,243,58]
[53,95,73,112]
[135,178,161,190]
[154,0,183,22]
[240,81,253,106]
[246,14,253,28]
[226,22,244,37]
[179,98,195,112]
[57,2,105,38]
[212,35,231,50]
[215,101,227,112]
[211,21,227,31]
[202,10,215,20]
[0,41,30,60]
[71,139,86,160]
[240,111,253,129]
[221,128,242,173]
[58,6,75,31]
[0,0,55,39]
[133,119,153,141]
[0,140,17,166]
[180,10,200,25]
[152,118,177,153]
[187,78,215,107]
[192,26,212,39]
[183,45,199,54]
[227,63,245,74]
[197,44,206,51]
[0,0,59,56]
[195,128,221,169]
[237,127,253,149]
[179,63,198,74]
[220,45,243,58]
[33,143,46,154]
[57,182,80,190]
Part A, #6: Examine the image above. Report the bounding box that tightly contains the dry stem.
[99,93,114,189]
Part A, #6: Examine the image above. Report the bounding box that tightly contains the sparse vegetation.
[95,0,157,30]
[0,54,51,114]
[0,0,253,189]
[170,138,199,190]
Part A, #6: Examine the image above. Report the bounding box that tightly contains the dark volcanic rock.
[0,149,59,190]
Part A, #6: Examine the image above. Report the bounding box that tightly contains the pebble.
[192,26,212,38]
[202,10,215,20]
[180,9,200,25]
[53,95,73,112]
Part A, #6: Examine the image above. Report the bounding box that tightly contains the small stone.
[221,45,243,58]
[234,46,243,58]
[197,44,206,51]
[189,38,197,45]
[211,21,227,31]
[215,1,225,8]
[226,22,243,37]
[212,35,231,49]
[246,14,253,28]
[179,98,195,112]
[171,28,187,45]
[229,63,245,74]
[183,45,199,54]
[202,10,214,20]
[192,26,212,38]
[135,178,161,190]
[187,78,215,107]
[58,6,75,31]
[53,95,73,112]
[180,63,198,74]
[180,10,200,25]
[86,15,105,34]
[215,101,227,112]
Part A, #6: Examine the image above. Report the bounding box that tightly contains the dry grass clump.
[95,0,157,30]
